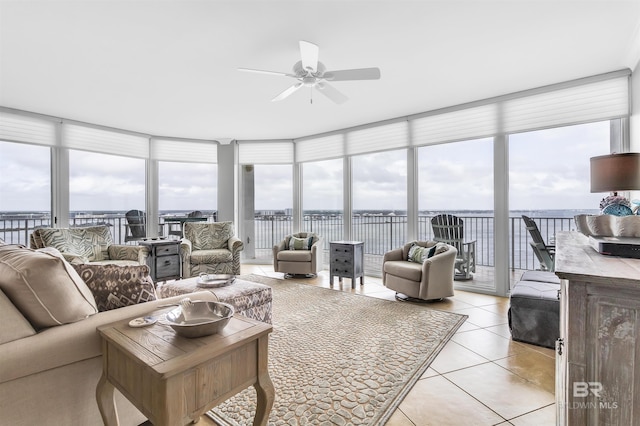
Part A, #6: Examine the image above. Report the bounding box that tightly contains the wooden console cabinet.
[555,232,640,425]
[138,239,181,282]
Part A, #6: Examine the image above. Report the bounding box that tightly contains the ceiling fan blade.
[299,40,319,73]
[323,67,381,81]
[238,67,295,78]
[315,82,348,104]
[272,83,303,102]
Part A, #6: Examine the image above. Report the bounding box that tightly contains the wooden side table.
[138,239,181,282]
[96,310,274,426]
[329,240,364,289]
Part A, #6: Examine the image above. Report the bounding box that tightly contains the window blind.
[502,76,629,134]
[151,138,218,163]
[346,120,408,156]
[295,133,345,162]
[411,104,497,146]
[62,123,149,158]
[238,141,294,164]
[0,111,57,146]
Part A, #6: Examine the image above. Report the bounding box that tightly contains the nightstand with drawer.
[138,239,181,282]
[329,240,364,289]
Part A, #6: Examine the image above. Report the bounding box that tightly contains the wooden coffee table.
[96,308,274,426]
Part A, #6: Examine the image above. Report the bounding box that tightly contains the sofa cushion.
[0,289,36,344]
[190,248,233,265]
[73,264,157,311]
[37,226,114,262]
[0,245,98,330]
[384,260,423,281]
[288,236,313,250]
[277,249,312,262]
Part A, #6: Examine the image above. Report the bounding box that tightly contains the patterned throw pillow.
[429,243,449,258]
[288,236,313,250]
[407,244,429,263]
[73,264,157,312]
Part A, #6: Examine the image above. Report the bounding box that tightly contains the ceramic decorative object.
[165,300,234,338]
[574,214,640,237]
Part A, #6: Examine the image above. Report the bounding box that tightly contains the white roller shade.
[503,76,629,134]
[151,138,218,163]
[0,111,57,146]
[411,104,497,146]
[63,123,149,158]
[238,141,294,164]
[295,134,345,162]
[346,120,408,155]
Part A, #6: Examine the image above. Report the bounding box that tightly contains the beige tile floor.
[200,264,557,426]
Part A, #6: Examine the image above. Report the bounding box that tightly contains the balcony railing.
[252,213,577,271]
[0,213,577,271]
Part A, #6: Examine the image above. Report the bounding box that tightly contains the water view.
[0,209,596,272]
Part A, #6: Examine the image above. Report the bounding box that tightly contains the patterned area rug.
[207,274,467,425]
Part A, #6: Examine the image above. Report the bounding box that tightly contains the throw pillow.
[428,242,449,258]
[289,236,313,250]
[73,264,157,312]
[407,244,429,263]
[0,244,98,330]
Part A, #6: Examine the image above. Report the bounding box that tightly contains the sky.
[0,120,612,214]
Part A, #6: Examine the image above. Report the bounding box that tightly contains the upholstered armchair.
[273,232,322,277]
[29,225,148,266]
[180,221,243,278]
[382,240,456,302]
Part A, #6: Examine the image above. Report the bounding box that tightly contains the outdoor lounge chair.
[431,214,476,280]
[522,215,555,272]
[124,209,146,242]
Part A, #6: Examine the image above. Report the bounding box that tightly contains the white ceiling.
[1,0,639,141]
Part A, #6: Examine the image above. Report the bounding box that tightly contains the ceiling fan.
[238,40,381,104]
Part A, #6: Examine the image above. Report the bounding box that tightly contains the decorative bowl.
[574,214,640,238]
[165,301,234,338]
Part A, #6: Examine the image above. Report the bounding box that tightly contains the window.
[158,161,217,218]
[509,121,608,270]
[242,164,293,262]
[352,149,407,274]
[302,158,344,244]
[418,138,494,289]
[69,150,145,242]
[0,141,52,243]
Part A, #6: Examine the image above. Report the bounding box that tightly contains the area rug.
[207,274,467,425]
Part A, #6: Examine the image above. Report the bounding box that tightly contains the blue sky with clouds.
[0,120,611,213]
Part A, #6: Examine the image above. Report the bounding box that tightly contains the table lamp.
[590,152,640,215]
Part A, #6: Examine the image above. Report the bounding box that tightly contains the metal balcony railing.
[0,212,577,271]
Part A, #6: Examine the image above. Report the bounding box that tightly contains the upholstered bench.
[508,270,560,349]
[158,277,272,324]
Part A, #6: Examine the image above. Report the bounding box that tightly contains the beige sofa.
[0,242,217,426]
[30,225,148,266]
[382,240,457,301]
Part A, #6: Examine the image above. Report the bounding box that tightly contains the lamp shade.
[590,153,640,193]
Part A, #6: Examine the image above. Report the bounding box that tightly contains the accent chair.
[180,221,243,278]
[272,232,322,277]
[382,240,456,302]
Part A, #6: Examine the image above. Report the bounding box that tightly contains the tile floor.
[202,264,557,426]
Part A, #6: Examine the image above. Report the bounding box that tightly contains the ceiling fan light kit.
[239,40,381,104]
